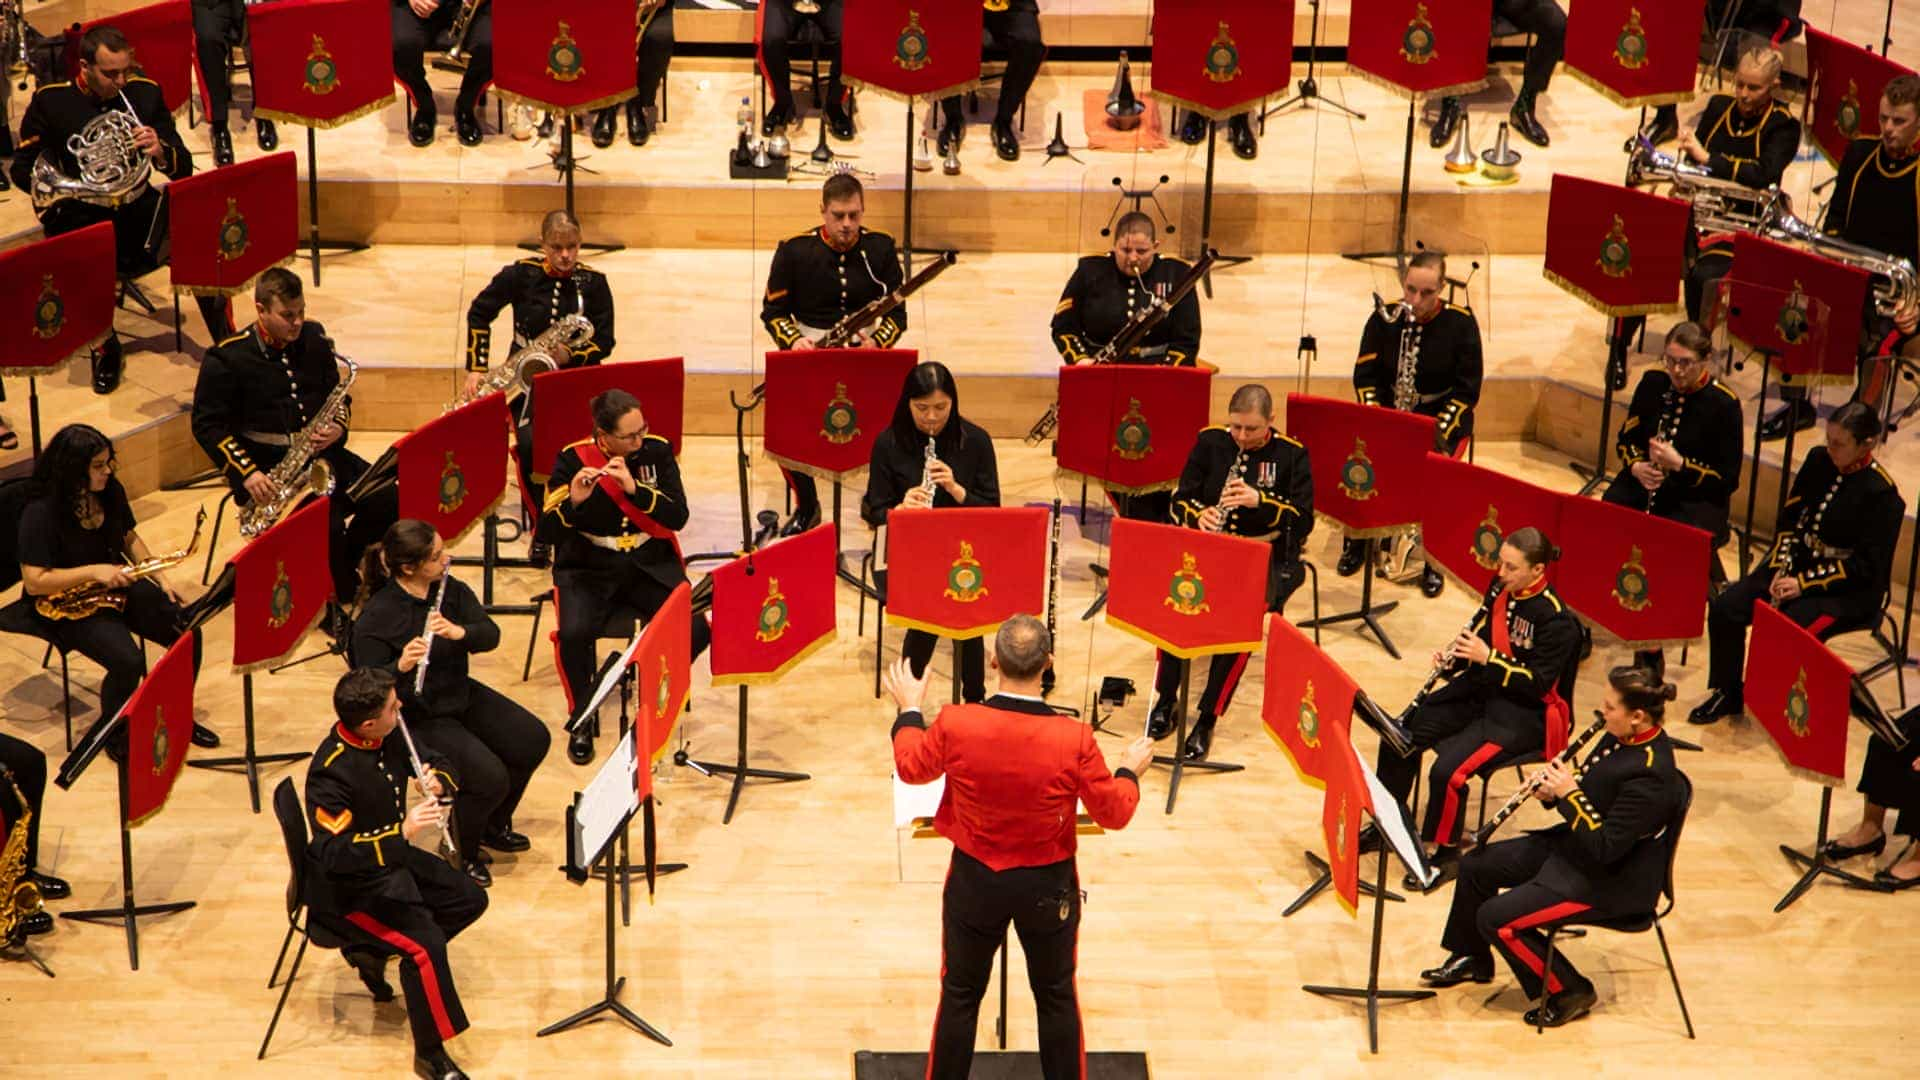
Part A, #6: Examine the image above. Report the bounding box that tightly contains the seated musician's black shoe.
[1177,110,1207,145]
[19,910,54,937]
[591,106,617,148]
[990,119,1020,162]
[1820,831,1886,861]
[1228,114,1258,160]
[762,100,794,137]
[343,947,396,1002]
[1758,398,1818,442]
[1336,538,1366,578]
[1873,865,1920,890]
[1524,982,1597,1028]
[1509,96,1550,148]
[464,859,492,889]
[482,825,531,853]
[936,118,964,158]
[1687,688,1741,726]
[211,125,235,167]
[408,109,437,148]
[1643,105,1679,146]
[1404,846,1459,893]
[1356,822,1383,855]
[1429,96,1463,148]
[1420,565,1445,598]
[1632,648,1665,682]
[414,1048,469,1080]
[627,100,650,146]
[1146,700,1175,741]
[537,111,557,140]
[191,723,221,749]
[826,99,857,141]
[568,727,596,766]
[320,600,350,642]
[0,168,10,191]
[256,117,279,151]
[91,337,124,395]
[27,870,71,901]
[454,107,483,147]
[1419,952,1495,987]
[527,540,552,569]
[1181,714,1216,761]
[780,503,822,538]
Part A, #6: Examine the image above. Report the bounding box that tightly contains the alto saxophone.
[238,351,358,538]
[0,763,45,949]
[448,312,591,411]
[1375,295,1425,580]
[36,508,208,620]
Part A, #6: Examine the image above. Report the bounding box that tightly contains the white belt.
[582,532,649,552]
[240,430,293,446]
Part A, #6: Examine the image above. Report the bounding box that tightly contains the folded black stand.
[60,755,197,971]
[1301,812,1436,1053]
[1774,785,1880,913]
[1282,849,1405,917]
[1297,538,1402,659]
[451,510,542,617]
[1150,657,1243,814]
[539,801,671,1044]
[186,672,311,813]
[519,121,625,255]
[677,685,809,824]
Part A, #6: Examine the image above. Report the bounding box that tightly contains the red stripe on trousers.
[1807,614,1836,638]
[550,586,574,714]
[344,911,459,1040]
[1213,652,1251,715]
[1433,742,1506,846]
[1497,900,1592,995]
[924,860,954,1080]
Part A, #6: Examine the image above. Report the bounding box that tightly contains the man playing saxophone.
[8,25,234,394]
[192,268,399,614]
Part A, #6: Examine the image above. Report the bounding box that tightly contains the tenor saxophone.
[448,312,591,411]
[238,351,358,538]
[0,763,45,949]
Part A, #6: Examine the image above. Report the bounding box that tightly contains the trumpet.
[1466,711,1611,849]
[36,509,207,620]
[441,0,486,70]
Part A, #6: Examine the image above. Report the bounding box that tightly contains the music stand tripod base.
[1283,850,1405,917]
[1150,659,1244,815]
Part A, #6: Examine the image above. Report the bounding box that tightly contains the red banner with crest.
[885,507,1049,640]
[1105,518,1268,659]
[0,222,116,377]
[250,0,397,128]
[167,151,299,297]
[1421,452,1563,596]
[710,524,838,687]
[1726,233,1868,385]
[843,1,986,102]
[123,634,197,826]
[1148,0,1295,121]
[1556,492,1712,649]
[763,348,919,484]
[1563,0,1705,108]
[528,357,684,483]
[1744,601,1852,785]
[1056,364,1213,496]
[1285,394,1435,538]
[229,496,333,673]
[75,0,196,113]
[492,0,640,115]
[395,392,511,545]
[635,581,693,767]
[1263,614,1357,788]
[1543,174,1691,317]
[1805,28,1915,167]
[1319,720,1370,916]
[1346,0,1492,99]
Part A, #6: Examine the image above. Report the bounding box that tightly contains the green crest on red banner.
[33,274,65,340]
[820,382,860,445]
[1598,214,1633,279]
[1614,8,1650,71]
[943,541,988,603]
[1613,545,1651,612]
[1204,21,1242,83]
[548,21,585,83]
[1298,680,1322,749]
[1113,397,1152,461]
[268,561,294,629]
[1401,3,1438,65]
[756,577,790,643]
[218,198,250,262]
[894,10,931,72]
[1338,438,1379,501]
[304,35,339,96]
[437,450,467,514]
[1164,551,1210,616]
[1777,284,1811,346]
[1785,668,1811,737]
[151,705,169,775]
[1836,81,1863,139]
[1471,504,1502,570]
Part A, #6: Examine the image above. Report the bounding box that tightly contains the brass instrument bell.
[1105,51,1145,132]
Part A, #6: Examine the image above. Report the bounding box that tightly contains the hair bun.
[1659,683,1678,702]
[1549,544,1563,563]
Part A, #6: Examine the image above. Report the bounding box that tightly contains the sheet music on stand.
[892,773,1104,837]
[575,727,640,870]
[567,632,646,734]
[1363,764,1433,888]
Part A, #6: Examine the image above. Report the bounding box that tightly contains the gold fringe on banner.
[1104,611,1261,661]
[173,253,297,299]
[1148,89,1262,124]
[1542,267,1684,319]
[1313,509,1417,542]
[233,600,330,677]
[1745,707,1847,788]
[1051,467,1179,498]
[764,450,867,488]
[710,629,839,689]
[1564,67,1699,111]
[1563,601,1703,652]
[2,330,110,378]
[1346,65,1489,104]
[494,86,637,119]
[883,609,1002,641]
[842,75,987,108]
[255,92,397,131]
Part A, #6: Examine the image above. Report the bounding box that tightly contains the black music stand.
[567,651,688,925]
[1569,316,1633,496]
[1150,657,1245,815]
[1193,119,1251,298]
[676,683,811,825]
[299,126,371,286]
[538,799,671,1045]
[1298,538,1402,659]
[1774,784,1880,912]
[186,672,313,814]
[1301,810,1435,1053]
[1342,98,1418,272]
[1264,0,1364,123]
[517,118,624,256]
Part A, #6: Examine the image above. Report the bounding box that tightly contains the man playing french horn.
[192,268,399,612]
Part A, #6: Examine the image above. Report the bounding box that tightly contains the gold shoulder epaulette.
[515,255,543,265]
[643,433,671,447]
[1873,462,1896,487]
[1710,380,1738,401]
[1543,590,1565,613]
[562,437,594,452]
[1202,424,1229,434]
[1273,431,1303,449]
[215,330,251,348]
[127,76,159,87]
[33,81,72,95]
[1446,302,1473,316]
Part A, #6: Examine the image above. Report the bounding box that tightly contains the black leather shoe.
[990,119,1020,162]
[344,948,396,1001]
[627,100,650,146]
[528,540,552,569]
[1356,823,1383,855]
[780,504,822,538]
[482,826,531,853]
[414,1048,469,1080]
[762,100,794,137]
[454,108,483,147]
[211,125,235,166]
[1524,984,1597,1028]
[0,168,10,191]
[537,111,556,140]
[1182,715,1216,761]
[1429,96,1463,148]
[1420,953,1494,987]
[191,723,221,749]
[1336,538,1366,577]
[1177,110,1207,145]
[568,727,596,766]
[591,106,617,148]
[937,119,964,157]
[1759,398,1818,442]
[1820,832,1886,860]
[27,871,71,901]
[256,117,279,151]
[464,859,492,889]
[1643,106,1679,146]
[1146,700,1175,740]
[1688,688,1741,725]
[19,910,53,937]
[1404,847,1459,893]
[826,100,856,140]
[1874,866,1920,890]
[409,109,436,147]
[1420,565,1445,598]
[1509,97,1550,148]
[91,337,124,395]
[1228,114,1257,160]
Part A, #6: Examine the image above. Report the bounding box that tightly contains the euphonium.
[0,763,45,949]
[449,312,591,411]
[30,93,152,210]
[36,508,208,620]
[238,351,358,538]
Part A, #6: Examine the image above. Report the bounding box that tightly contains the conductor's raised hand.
[402,797,444,842]
[883,655,930,714]
[1118,735,1153,775]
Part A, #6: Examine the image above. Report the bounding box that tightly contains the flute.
[413,573,448,697]
[400,574,460,868]
[1465,711,1610,849]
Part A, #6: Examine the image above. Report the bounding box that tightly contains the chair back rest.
[270,777,309,920]
[0,477,42,594]
[1660,770,1693,912]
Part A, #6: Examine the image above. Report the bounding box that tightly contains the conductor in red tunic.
[887,614,1153,1080]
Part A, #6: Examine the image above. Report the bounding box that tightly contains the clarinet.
[1041,499,1061,698]
[1208,450,1249,532]
[1394,583,1502,729]
[920,436,939,500]
[400,575,461,869]
[1466,711,1611,849]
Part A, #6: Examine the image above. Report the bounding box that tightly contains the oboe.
[1394,583,1502,729]
[1041,499,1061,698]
[1466,711,1611,849]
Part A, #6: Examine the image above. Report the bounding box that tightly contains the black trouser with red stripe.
[1375,691,1544,847]
[325,849,488,1053]
[414,682,550,861]
[1705,566,1881,697]
[1152,561,1304,720]
[1442,832,1596,1000]
[929,849,1084,1080]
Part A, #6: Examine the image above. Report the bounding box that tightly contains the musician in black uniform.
[540,388,709,766]
[1429,0,1566,148]
[1375,527,1582,890]
[191,0,277,165]
[936,0,1045,163]
[1145,385,1312,762]
[1419,664,1684,1029]
[1824,712,1920,889]
[758,0,854,140]
[464,210,617,507]
[1,732,72,938]
[591,0,675,147]
[1762,74,1920,441]
[352,520,550,887]
[1603,322,1744,539]
[191,268,401,611]
[1338,250,1484,597]
[392,0,492,148]
[1050,212,1201,369]
[10,424,218,750]
[1644,4,1804,145]
[861,362,1000,705]
[1690,404,1905,724]
[9,26,234,394]
[305,667,484,1080]
[762,173,907,537]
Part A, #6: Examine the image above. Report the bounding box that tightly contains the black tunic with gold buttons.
[760,227,906,348]
[1354,303,1483,451]
[1049,253,1201,365]
[463,257,616,374]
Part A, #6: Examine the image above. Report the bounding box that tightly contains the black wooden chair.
[259,776,364,1060]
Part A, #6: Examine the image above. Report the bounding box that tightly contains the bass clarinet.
[1466,711,1611,849]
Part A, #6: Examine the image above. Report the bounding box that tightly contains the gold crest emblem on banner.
[1204,21,1242,83]
[1401,3,1438,65]
[894,10,931,72]
[548,21,586,82]
[1164,551,1210,616]
[304,35,339,96]
[1470,504,1502,570]
[1614,8,1650,71]
[1338,437,1379,500]
[1776,281,1811,346]
[1613,545,1652,612]
[437,450,467,514]
[656,656,673,717]
[268,560,295,629]
[1836,79,1864,139]
[1113,397,1153,461]
[1297,679,1322,749]
[33,274,65,340]
[1785,668,1810,737]
[820,382,860,445]
[756,577,790,642]
[944,541,989,603]
[1597,214,1633,279]
[1334,794,1350,861]
[151,705,170,776]
[218,197,251,262]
